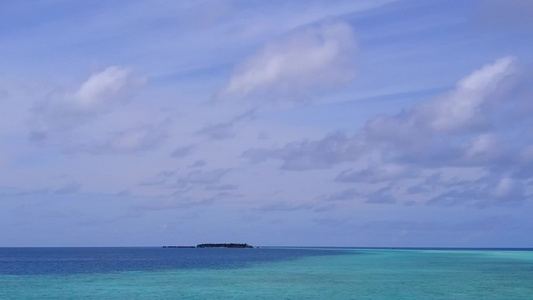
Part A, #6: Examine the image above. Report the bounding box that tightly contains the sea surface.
[1,247,532,299]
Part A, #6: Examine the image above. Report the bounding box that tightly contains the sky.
[1,0,533,247]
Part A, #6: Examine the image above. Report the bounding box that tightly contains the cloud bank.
[243,57,533,207]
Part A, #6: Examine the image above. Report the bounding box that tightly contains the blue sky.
[1,0,533,247]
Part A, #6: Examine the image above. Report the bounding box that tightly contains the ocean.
[0,247,532,299]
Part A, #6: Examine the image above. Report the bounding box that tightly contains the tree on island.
[196,243,253,248]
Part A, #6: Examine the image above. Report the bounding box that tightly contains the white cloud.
[74,66,141,109]
[31,66,145,133]
[243,57,524,171]
[242,57,532,207]
[219,21,357,101]
[358,57,518,160]
[424,57,517,132]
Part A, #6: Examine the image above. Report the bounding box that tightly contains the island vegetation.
[197,243,254,248]
[163,243,254,248]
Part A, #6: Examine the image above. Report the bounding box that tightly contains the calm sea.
[1,247,532,299]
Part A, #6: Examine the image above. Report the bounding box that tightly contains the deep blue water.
[1,248,533,299]
[0,247,346,275]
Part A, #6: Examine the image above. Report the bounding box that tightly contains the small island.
[197,243,254,248]
[162,243,254,249]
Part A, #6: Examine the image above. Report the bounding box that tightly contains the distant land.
[197,243,254,248]
[163,243,254,249]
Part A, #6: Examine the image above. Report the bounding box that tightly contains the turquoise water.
[1,248,532,299]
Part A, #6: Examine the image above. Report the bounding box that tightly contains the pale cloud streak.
[77,124,168,154]
[242,132,363,170]
[422,57,517,132]
[219,21,357,101]
[30,66,145,137]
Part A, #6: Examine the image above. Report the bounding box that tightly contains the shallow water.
[1,247,532,299]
